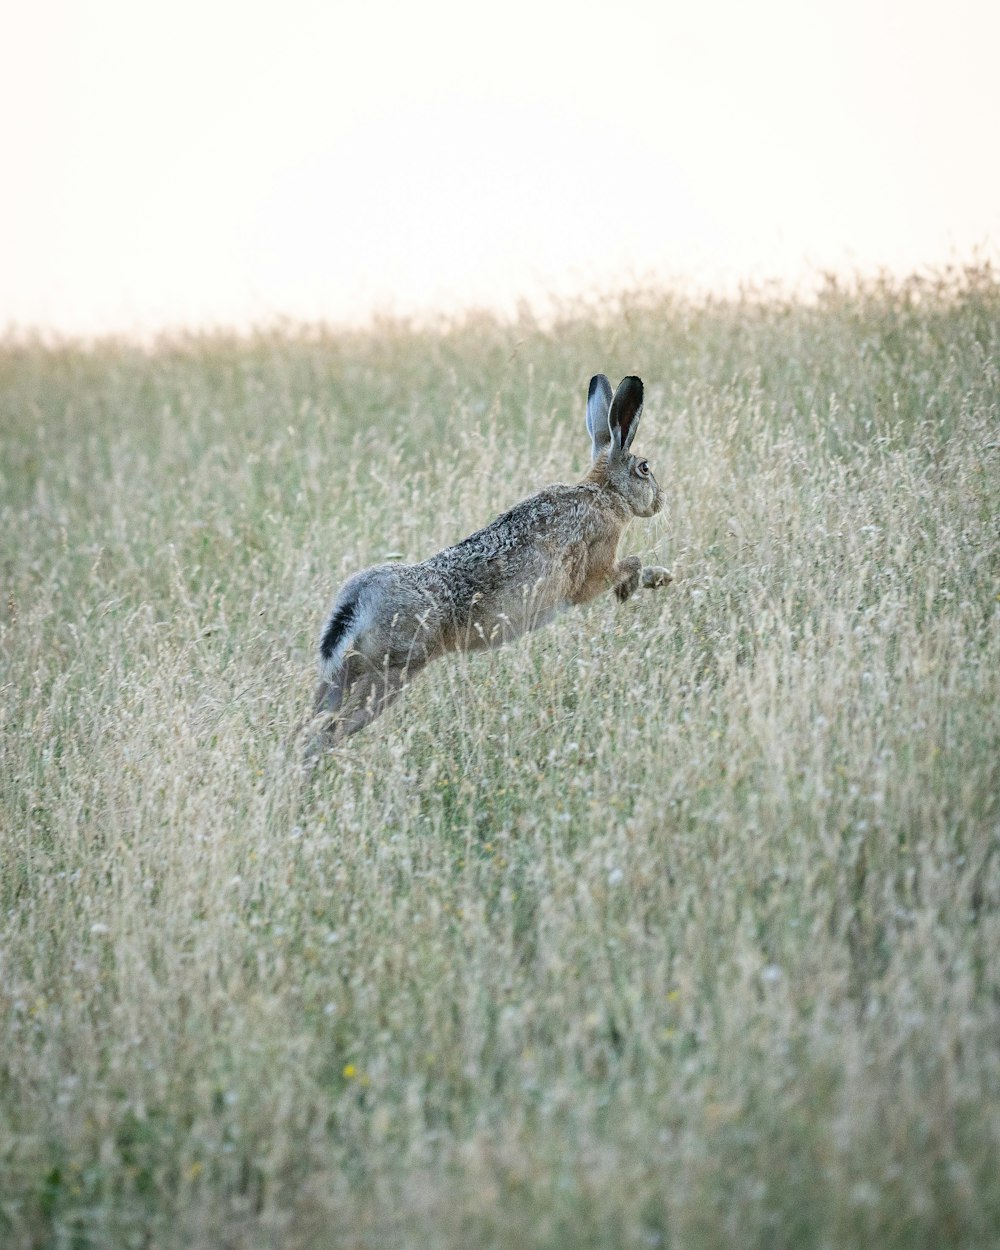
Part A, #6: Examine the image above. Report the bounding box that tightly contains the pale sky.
[2,0,998,336]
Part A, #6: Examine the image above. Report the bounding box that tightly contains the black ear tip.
[588,374,611,400]
[619,375,643,401]
[609,375,645,450]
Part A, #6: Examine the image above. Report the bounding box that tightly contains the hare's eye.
[636,460,650,478]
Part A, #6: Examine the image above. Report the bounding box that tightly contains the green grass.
[1,267,999,1249]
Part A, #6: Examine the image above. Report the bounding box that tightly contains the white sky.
[2,0,998,335]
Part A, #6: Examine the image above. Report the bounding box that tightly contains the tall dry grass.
[1,269,999,1248]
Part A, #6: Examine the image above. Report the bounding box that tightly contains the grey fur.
[305,374,672,753]
[586,373,614,461]
[609,375,643,453]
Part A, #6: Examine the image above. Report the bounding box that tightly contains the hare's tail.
[307,567,413,753]
[319,593,359,679]
[316,566,395,688]
[312,580,367,729]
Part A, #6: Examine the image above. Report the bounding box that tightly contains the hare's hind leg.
[335,662,420,739]
[304,648,425,757]
[301,669,349,760]
[313,672,345,719]
[310,653,423,747]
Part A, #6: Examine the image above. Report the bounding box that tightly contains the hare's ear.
[586,374,614,461]
[609,376,644,453]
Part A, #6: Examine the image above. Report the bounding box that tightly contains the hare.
[306,374,671,750]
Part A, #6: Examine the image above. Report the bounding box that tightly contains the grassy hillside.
[1,268,998,1249]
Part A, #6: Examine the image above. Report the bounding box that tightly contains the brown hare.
[306,374,671,751]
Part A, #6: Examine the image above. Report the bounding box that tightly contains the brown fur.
[304,375,672,754]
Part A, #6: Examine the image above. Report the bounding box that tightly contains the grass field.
[1,267,999,1249]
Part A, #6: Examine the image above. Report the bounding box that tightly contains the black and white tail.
[318,594,358,679]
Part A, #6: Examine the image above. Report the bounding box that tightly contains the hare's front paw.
[641,565,673,589]
[615,556,642,603]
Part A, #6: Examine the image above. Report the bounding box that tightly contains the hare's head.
[585,375,663,518]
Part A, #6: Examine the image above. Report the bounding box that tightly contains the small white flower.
[90,923,110,936]
[607,867,625,887]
